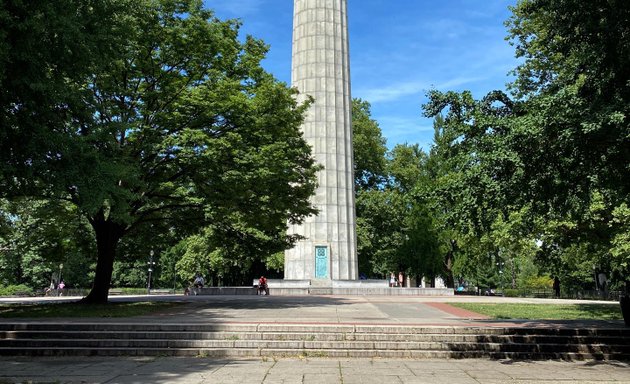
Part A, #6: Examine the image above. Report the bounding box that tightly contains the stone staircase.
[1,323,628,360]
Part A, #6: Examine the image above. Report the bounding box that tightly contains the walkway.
[1,356,629,383]
[0,294,628,383]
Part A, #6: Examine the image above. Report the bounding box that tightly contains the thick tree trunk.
[443,251,455,288]
[81,217,125,304]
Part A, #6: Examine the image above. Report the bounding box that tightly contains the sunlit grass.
[450,303,623,321]
[0,301,181,318]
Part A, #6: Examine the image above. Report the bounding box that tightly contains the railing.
[456,288,623,301]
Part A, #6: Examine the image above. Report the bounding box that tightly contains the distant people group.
[389,272,405,287]
[182,273,270,296]
[44,280,66,296]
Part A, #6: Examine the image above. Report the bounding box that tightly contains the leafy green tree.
[0,199,95,289]
[352,99,394,277]
[0,0,134,195]
[397,203,444,282]
[2,0,319,303]
[423,0,630,290]
[505,0,630,282]
[356,189,406,277]
[352,99,388,191]
[422,91,520,288]
[487,207,538,289]
[388,144,428,194]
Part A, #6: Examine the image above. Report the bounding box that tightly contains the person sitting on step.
[258,276,269,295]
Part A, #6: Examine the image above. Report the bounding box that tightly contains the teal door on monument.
[314,246,329,279]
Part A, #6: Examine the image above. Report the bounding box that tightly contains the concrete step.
[3,330,629,347]
[1,338,628,354]
[0,346,627,361]
[1,323,628,360]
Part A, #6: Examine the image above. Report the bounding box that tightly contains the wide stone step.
[1,323,627,337]
[1,336,629,357]
[1,338,628,353]
[0,346,627,360]
[2,330,629,347]
[1,322,628,360]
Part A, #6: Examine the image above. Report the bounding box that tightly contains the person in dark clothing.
[553,276,560,298]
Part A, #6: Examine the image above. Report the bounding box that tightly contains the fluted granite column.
[285,0,358,281]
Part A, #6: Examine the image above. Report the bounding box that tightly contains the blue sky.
[205,0,519,151]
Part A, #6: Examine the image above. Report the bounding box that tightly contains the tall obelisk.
[285,0,358,281]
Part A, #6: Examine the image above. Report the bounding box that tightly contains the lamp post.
[173,260,177,294]
[147,250,155,295]
[58,263,63,296]
[496,261,504,295]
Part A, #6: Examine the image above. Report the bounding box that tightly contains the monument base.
[194,279,454,296]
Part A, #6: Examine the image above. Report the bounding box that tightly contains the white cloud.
[355,76,486,104]
[355,81,427,104]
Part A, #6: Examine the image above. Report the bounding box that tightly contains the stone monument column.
[285,0,358,281]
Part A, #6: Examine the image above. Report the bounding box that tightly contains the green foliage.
[353,99,388,190]
[520,275,553,290]
[502,289,520,298]
[1,0,320,301]
[356,189,406,276]
[264,252,285,273]
[397,203,444,278]
[0,284,33,296]
[451,303,622,321]
[423,0,630,288]
[610,204,630,279]
[0,0,135,196]
[0,199,95,289]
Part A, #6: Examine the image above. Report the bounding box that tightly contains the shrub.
[503,289,520,297]
[521,275,553,290]
[0,284,34,296]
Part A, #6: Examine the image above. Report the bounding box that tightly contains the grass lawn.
[450,303,623,321]
[0,301,181,318]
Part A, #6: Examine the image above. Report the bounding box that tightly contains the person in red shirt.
[258,276,269,295]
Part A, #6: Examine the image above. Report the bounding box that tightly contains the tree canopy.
[2,0,628,298]
[422,0,630,291]
[0,0,319,302]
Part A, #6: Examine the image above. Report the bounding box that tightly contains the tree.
[356,189,406,276]
[397,202,444,283]
[0,199,95,289]
[505,0,630,282]
[351,99,452,282]
[422,0,630,289]
[1,0,319,303]
[352,99,388,191]
[352,99,394,277]
[423,91,520,288]
[0,0,134,195]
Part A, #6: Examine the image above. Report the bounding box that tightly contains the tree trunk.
[81,216,125,304]
[622,281,630,327]
[443,250,455,288]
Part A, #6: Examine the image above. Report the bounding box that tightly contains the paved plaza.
[0,294,628,383]
[1,355,629,384]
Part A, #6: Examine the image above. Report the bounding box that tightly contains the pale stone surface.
[2,357,628,384]
[286,0,358,281]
